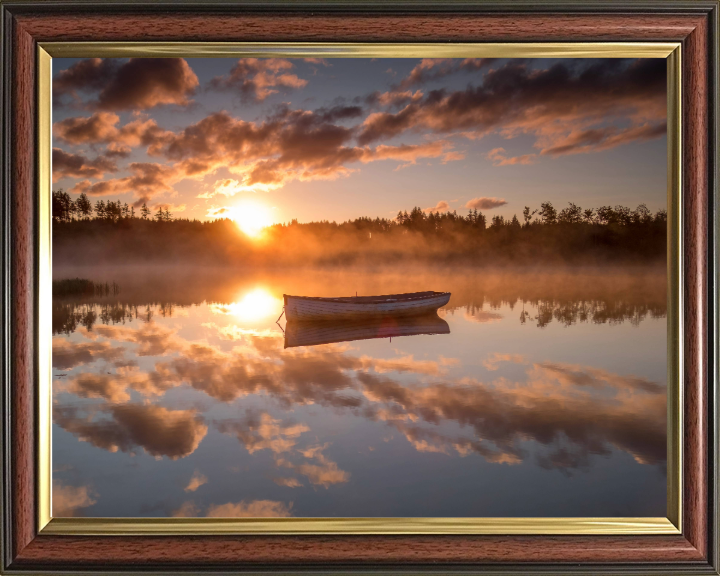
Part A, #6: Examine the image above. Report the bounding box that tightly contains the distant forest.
[52,190,667,266]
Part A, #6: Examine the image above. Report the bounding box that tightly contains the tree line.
[344,202,666,233]
[52,189,667,265]
[52,190,172,223]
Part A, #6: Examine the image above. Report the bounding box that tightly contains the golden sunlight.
[211,288,281,323]
[229,201,274,238]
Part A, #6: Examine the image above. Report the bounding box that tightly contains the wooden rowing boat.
[284,313,450,348]
[283,291,451,321]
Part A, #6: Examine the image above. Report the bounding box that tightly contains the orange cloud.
[184,470,208,492]
[465,197,508,210]
[218,411,309,455]
[423,200,451,213]
[53,482,97,517]
[53,338,125,369]
[486,147,537,166]
[206,499,293,518]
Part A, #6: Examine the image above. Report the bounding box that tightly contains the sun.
[230,201,273,237]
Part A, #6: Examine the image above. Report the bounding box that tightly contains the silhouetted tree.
[52,190,74,222]
[539,202,557,225]
[95,200,106,220]
[522,206,538,226]
[558,202,583,224]
[76,193,92,220]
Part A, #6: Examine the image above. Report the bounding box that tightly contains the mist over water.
[52,264,667,518]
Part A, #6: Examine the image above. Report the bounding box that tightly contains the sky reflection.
[52,266,667,518]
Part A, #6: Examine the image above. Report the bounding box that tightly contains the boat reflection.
[283,313,450,348]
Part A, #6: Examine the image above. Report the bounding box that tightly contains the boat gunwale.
[283,291,450,305]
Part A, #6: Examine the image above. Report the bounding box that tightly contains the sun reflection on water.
[210,288,282,323]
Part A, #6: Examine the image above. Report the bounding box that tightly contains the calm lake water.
[51,265,667,518]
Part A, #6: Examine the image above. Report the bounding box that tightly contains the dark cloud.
[71,162,178,200]
[396,57,497,90]
[315,105,364,123]
[358,59,666,156]
[54,58,198,111]
[55,403,207,459]
[52,148,118,182]
[97,58,199,111]
[53,58,118,105]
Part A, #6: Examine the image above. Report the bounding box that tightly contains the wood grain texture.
[12,534,705,566]
[10,18,36,561]
[4,5,716,571]
[681,13,709,560]
[13,13,704,42]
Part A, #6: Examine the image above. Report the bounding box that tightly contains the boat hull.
[284,314,450,348]
[284,291,450,321]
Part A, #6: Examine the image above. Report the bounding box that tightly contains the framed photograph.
[1,1,718,574]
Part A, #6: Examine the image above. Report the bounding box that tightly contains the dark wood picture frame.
[1,1,718,573]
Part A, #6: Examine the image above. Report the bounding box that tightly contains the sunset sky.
[52,57,667,224]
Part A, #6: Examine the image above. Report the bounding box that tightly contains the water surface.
[52,265,667,518]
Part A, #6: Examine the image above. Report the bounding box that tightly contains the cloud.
[184,470,208,492]
[54,58,198,111]
[172,501,201,517]
[463,310,504,324]
[53,482,97,517]
[540,123,667,156]
[54,403,208,460]
[53,58,118,105]
[92,322,185,357]
[272,477,303,488]
[208,59,308,102]
[361,141,457,166]
[50,58,667,204]
[396,58,497,90]
[486,147,537,166]
[54,112,122,144]
[482,353,526,371]
[63,373,131,404]
[206,500,293,517]
[423,200,451,213]
[218,411,309,455]
[52,338,125,369]
[55,315,665,474]
[303,58,330,66]
[277,443,350,488]
[358,59,666,157]
[54,112,172,150]
[465,197,508,210]
[315,105,364,123]
[71,162,180,201]
[173,498,293,518]
[58,107,463,202]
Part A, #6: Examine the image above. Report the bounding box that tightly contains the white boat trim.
[283,291,451,321]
